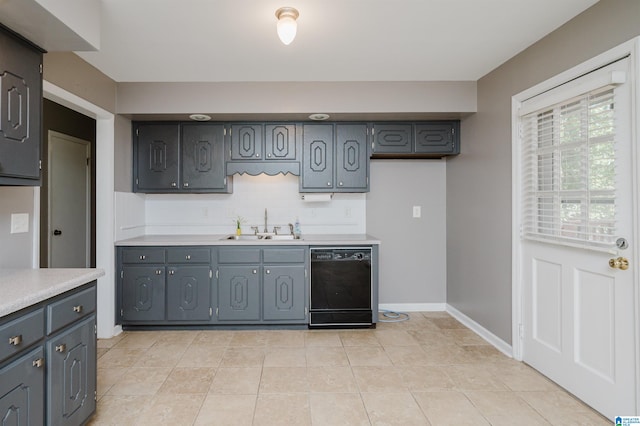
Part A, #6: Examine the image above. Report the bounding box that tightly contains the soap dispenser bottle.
[294,217,301,238]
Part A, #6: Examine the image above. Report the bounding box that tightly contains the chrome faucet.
[264,208,268,233]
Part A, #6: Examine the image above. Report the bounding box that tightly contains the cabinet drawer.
[122,248,165,264]
[218,248,261,264]
[167,248,210,264]
[47,286,96,335]
[0,309,45,363]
[263,248,306,263]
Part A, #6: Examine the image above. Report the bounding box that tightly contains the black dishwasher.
[309,247,373,328]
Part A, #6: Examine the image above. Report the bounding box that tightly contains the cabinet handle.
[255,154,260,158]
[339,182,344,186]
[327,182,331,186]
[266,269,271,274]
[185,255,191,260]
[169,270,175,275]
[33,358,44,368]
[252,269,257,274]
[183,182,189,187]
[73,305,83,313]
[156,269,163,275]
[171,182,177,187]
[139,255,146,260]
[9,335,22,346]
[55,344,67,353]
[267,153,272,158]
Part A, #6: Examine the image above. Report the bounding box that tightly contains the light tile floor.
[88,312,609,425]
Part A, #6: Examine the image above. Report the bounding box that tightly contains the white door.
[519,57,636,418]
[48,131,91,268]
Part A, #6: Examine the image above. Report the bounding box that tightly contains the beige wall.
[0,187,36,268]
[447,0,640,344]
[43,52,117,113]
[117,81,477,116]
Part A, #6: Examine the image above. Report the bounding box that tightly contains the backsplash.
[115,173,366,240]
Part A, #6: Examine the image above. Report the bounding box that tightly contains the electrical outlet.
[412,206,421,218]
[11,213,29,233]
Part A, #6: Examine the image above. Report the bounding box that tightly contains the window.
[521,87,617,250]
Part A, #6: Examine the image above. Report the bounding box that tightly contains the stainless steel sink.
[221,234,301,241]
[223,235,264,241]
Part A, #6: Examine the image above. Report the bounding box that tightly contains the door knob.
[609,257,629,270]
[53,229,62,236]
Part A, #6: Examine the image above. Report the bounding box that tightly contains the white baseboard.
[379,303,446,312]
[446,304,513,358]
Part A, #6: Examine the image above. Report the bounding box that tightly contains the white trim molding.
[446,304,513,358]
[379,303,446,312]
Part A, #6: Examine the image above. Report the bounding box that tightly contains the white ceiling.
[74,0,599,83]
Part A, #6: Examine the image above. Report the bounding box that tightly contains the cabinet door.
[301,124,334,191]
[336,124,369,191]
[414,122,457,154]
[121,266,166,322]
[167,266,211,321]
[263,265,306,321]
[217,265,260,321]
[47,315,96,426]
[372,123,412,154]
[0,28,42,182]
[0,347,44,426]
[181,123,228,191]
[231,124,263,160]
[135,124,180,191]
[265,124,296,160]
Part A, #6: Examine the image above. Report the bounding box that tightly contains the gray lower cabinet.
[217,265,261,321]
[167,266,212,321]
[121,265,166,322]
[0,282,97,426]
[118,247,213,324]
[301,123,369,192]
[215,246,308,324]
[0,346,45,425]
[46,315,96,426]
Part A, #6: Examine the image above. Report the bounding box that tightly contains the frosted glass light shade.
[275,7,299,45]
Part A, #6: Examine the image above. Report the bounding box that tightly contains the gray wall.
[367,160,447,305]
[0,187,36,268]
[447,0,640,344]
[114,115,133,193]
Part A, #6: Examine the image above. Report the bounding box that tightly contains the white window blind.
[520,87,618,251]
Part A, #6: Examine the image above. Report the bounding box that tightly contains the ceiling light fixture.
[309,113,330,121]
[189,114,211,121]
[275,7,299,45]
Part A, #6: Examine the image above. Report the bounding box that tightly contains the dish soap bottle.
[294,217,301,238]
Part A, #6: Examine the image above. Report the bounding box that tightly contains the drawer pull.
[9,335,22,346]
[169,270,175,275]
[156,269,163,275]
[252,269,257,274]
[185,255,191,260]
[139,255,146,260]
[266,269,271,274]
[56,344,67,353]
[73,305,83,313]
[33,358,44,368]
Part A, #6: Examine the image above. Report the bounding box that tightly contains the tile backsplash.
[115,173,365,240]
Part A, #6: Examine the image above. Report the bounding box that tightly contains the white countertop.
[0,268,105,318]
[115,234,381,246]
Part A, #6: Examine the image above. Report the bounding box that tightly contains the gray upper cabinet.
[371,121,460,158]
[301,123,369,192]
[0,26,43,185]
[135,123,180,191]
[134,122,230,193]
[230,124,262,160]
[227,123,300,176]
[336,124,369,191]
[181,123,228,191]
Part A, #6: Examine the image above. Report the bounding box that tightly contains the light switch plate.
[11,213,29,234]
[412,206,421,218]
